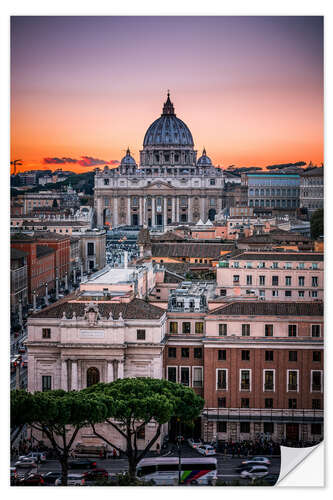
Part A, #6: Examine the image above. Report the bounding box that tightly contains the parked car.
[196,444,216,456]
[10,467,18,485]
[240,456,271,466]
[68,458,97,469]
[55,474,86,486]
[187,438,203,449]
[19,452,47,463]
[15,457,37,468]
[83,468,109,484]
[240,465,269,480]
[253,473,280,486]
[18,346,26,354]
[41,472,61,485]
[18,473,45,486]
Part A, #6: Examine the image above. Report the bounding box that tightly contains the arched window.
[87,367,100,387]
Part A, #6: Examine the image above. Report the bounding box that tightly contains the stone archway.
[86,367,100,387]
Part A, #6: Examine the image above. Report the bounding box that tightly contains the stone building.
[243,172,300,212]
[10,248,28,312]
[94,93,225,228]
[300,167,324,215]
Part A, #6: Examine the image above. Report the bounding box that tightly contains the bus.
[136,457,217,485]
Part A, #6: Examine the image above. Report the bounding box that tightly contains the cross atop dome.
[162,91,175,116]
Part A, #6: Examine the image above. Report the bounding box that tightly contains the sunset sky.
[10,16,323,173]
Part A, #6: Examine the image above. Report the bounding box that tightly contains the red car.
[18,473,45,486]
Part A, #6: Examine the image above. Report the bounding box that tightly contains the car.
[187,438,203,449]
[83,468,109,484]
[18,473,45,486]
[196,444,216,456]
[240,465,269,480]
[68,458,97,469]
[15,457,37,468]
[55,474,86,486]
[19,452,47,463]
[41,471,61,485]
[240,456,271,466]
[18,346,26,353]
[253,473,280,486]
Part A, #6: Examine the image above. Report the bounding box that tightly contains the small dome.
[143,93,194,147]
[197,148,212,167]
[121,148,136,166]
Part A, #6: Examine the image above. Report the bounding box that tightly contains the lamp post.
[45,282,49,306]
[32,290,37,312]
[176,418,183,485]
[55,269,59,300]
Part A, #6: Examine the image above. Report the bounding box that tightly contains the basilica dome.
[197,148,212,167]
[143,93,194,148]
[121,148,136,166]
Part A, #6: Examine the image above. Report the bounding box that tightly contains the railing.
[264,384,274,391]
[288,384,298,391]
[311,384,321,391]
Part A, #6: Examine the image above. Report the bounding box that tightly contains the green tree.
[310,208,324,240]
[83,378,204,482]
[11,389,108,485]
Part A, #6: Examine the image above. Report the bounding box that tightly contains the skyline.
[11,16,323,173]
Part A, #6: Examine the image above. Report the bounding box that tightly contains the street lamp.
[176,418,183,485]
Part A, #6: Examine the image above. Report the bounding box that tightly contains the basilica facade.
[94,93,225,228]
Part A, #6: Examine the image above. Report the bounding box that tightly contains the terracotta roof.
[152,231,185,242]
[226,251,323,262]
[163,271,184,283]
[210,301,323,317]
[237,231,311,244]
[152,243,234,259]
[31,297,165,320]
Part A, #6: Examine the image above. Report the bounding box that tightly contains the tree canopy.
[310,208,324,240]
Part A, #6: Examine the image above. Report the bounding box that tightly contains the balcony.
[288,384,297,391]
[312,384,321,392]
[240,384,250,391]
[264,384,274,391]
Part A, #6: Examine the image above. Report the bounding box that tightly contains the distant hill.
[16,171,95,195]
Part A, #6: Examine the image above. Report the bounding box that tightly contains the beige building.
[94,93,225,229]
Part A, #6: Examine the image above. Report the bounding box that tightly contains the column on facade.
[171,197,176,222]
[143,196,147,226]
[151,196,156,227]
[113,197,118,228]
[107,361,114,383]
[61,359,68,391]
[127,197,131,225]
[176,196,180,223]
[118,360,124,379]
[113,360,118,380]
[201,197,205,222]
[163,197,167,227]
[139,196,143,226]
[96,197,103,227]
[71,360,78,390]
[187,196,192,223]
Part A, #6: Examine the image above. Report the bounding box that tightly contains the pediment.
[146,181,174,189]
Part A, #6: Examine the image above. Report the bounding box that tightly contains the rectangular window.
[265,351,274,361]
[180,367,190,386]
[167,367,177,383]
[42,375,51,392]
[219,324,227,336]
[136,426,145,440]
[312,325,321,337]
[272,276,279,286]
[312,276,318,287]
[193,367,203,387]
[42,328,51,339]
[194,348,202,359]
[181,348,189,358]
[285,276,292,286]
[259,275,265,285]
[182,322,191,334]
[312,399,321,410]
[286,262,292,269]
[285,290,292,297]
[168,347,176,358]
[312,291,318,298]
[289,350,298,362]
[313,351,321,362]
[240,369,251,391]
[233,275,240,283]
[217,369,227,390]
[288,370,298,391]
[246,275,252,285]
[299,276,305,286]
[241,350,250,361]
[288,325,297,337]
[137,329,146,340]
[169,322,178,334]
[265,398,273,409]
[217,422,227,433]
[272,290,279,297]
[241,398,249,408]
[87,242,95,256]
[311,371,322,392]
[242,324,250,336]
[240,422,250,433]
[298,291,305,297]
[195,322,204,334]
[218,350,226,361]
[273,262,278,269]
[311,424,322,435]
[288,399,297,409]
[220,289,227,297]
[218,397,226,408]
[264,423,274,434]
[264,370,274,391]
[265,324,273,337]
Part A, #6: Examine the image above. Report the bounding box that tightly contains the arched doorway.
[86,367,100,387]
[208,208,216,221]
[103,208,112,227]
